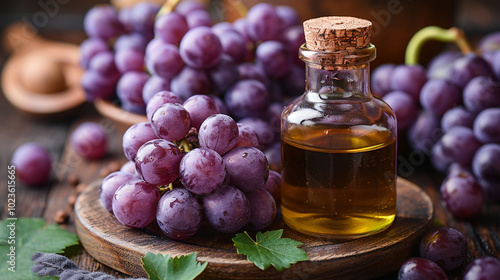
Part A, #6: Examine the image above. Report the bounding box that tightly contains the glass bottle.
[281,17,397,239]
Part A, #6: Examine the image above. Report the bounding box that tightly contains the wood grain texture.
[75,177,433,280]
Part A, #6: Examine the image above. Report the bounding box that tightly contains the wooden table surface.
[0,37,499,280]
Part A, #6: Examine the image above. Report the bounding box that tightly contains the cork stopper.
[303,16,372,51]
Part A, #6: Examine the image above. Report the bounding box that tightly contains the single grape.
[146,90,182,121]
[491,50,500,81]
[198,114,238,155]
[225,79,270,119]
[262,169,281,204]
[419,79,461,116]
[371,63,395,97]
[11,142,52,186]
[80,70,116,101]
[214,28,247,64]
[100,171,137,213]
[440,126,482,167]
[120,161,136,174]
[83,5,122,40]
[256,40,291,79]
[145,37,164,59]
[183,95,220,130]
[440,171,484,219]
[115,48,145,73]
[246,188,276,230]
[398,258,447,280]
[116,71,149,107]
[129,2,160,38]
[440,107,474,133]
[223,146,269,193]
[142,76,172,104]
[208,54,240,93]
[114,32,148,53]
[237,62,269,87]
[426,51,461,80]
[88,51,120,81]
[70,122,107,160]
[473,108,500,143]
[150,103,191,142]
[156,188,203,240]
[275,5,300,30]
[408,110,442,154]
[463,76,500,113]
[170,66,211,100]
[135,139,183,186]
[419,227,468,270]
[430,141,453,173]
[112,180,160,228]
[451,53,492,88]
[246,3,282,42]
[122,122,158,161]
[389,64,427,100]
[382,91,419,130]
[185,9,212,29]
[203,185,250,233]
[179,26,222,69]
[463,256,500,280]
[79,37,109,68]
[179,148,225,195]
[239,117,276,149]
[154,12,189,45]
[145,42,184,79]
[472,143,500,183]
[477,31,500,53]
[234,123,259,149]
[264,141,281,173]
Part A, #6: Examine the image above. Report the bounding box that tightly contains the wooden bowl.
[94,99,148,134]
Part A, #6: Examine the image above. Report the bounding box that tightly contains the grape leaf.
[141,252,207,280]
[0,218,79,280]
[232,229,309,271]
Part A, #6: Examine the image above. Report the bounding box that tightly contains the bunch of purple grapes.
[100,95,282,240]
[79,0,306,171]
[371,31,500,220]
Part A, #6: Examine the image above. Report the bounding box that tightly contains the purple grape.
[129,2,160,38]
[88,51,120,81]
[281,25,305,67]
[281,65,305,98]
[371,63,395,97]
[463,76,500,113]
[389,64,427,100]
[239,117,276,149]
[215,29,247,64]
[246,188,276,230]
[83,5,122,39]
[145,37,163,59]
[179,148,225,195]
[175,0,205,16]
[426,51,461,80]
[234,123,259,149]
[256,40,291,79]
[225,79,270,119]
[441,126,482,167]
[211,95,228,115]
[472,143,500,183]
[179,26,222,69]
[478,31,500,53]
[208,55,240,93]
[145,43,183,79]
[203,185,250,233]
[70,122,107,160]
[451,53,492,88]
[156,188,203,240]
[473,108,500,143]
[154,12,189,45]
[182,94,219,130]
[275,5,300,29]
[262,169,281,204]
[146,90,182,121]
[81,70,116,101]
[198,114,238,155]
[121,102,146,115]
[246,3,282,42]
[464,256,500,280]
[122,122,158,161]
[408,110,442,154]
[116,71,149,107]
[491,50,500,81]
[382,91,419,130]
[223,146,269,193]
[170,66,211,100]
[114,32,148,53]
[419,227,468,270]
[115,48,144,73]
[419,79,461,116]
[185,9,212,29]
[430,141,453,173]
[264,141,281,173]
[112,180,160,228]
[120,161,136,174]
[440,107,474,133]
[212,22,236,35]
[150,103,191,142]
[79,37,109,68]
[11,143,52,186]
[398,258,447,280]
[142,75,172,104]
[100,171,137,213]
[237,62,269,87]
[135,139,183,186]
[117,7,133,33]
[440,172,484,219]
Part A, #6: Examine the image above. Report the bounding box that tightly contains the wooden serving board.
[75,177,433,280]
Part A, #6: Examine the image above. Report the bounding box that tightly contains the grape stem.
[405,26,474,65]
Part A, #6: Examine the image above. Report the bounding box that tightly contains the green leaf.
[232,229,309,271]
[141,252,207,280]
[0,218,79,280]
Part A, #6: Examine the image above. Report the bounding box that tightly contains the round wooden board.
[75,177,433,280]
